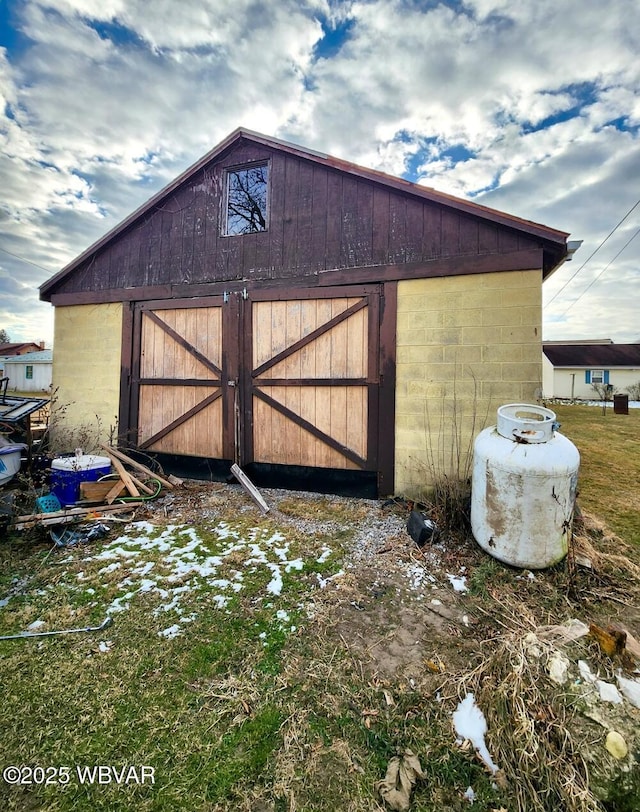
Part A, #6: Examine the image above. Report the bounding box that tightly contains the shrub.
[626,380,640,401]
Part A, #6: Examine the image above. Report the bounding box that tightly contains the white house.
[3,350,53,393]
[542,342,640,400]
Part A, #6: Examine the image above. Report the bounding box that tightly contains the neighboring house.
[0,343,46,382]
[542,342,640,399]
[0,341,44,378]
[2,349,53,393]
[0,341,46,357]
[40,128,572,499]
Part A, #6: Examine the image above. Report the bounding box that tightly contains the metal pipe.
[0,616,112,641]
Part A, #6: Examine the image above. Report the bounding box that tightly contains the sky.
[0,0,639,348]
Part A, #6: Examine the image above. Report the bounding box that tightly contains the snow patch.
[447,573,468,592]
[158,624,181,639]
[27,620,45,630]
[316,546,332,563]
[596,680,623,704]
[453,693,499,774]
[617,673,640,708]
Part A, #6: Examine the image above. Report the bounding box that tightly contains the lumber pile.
[12,502,145,531]
[98,444,182,500]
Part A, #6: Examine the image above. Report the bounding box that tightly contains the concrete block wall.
[395,269,543,499]
[50,303,123,453]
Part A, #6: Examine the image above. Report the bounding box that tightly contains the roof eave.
[40,127,571,299]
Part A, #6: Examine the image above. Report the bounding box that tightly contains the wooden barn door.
[242,286,381,474]
[131,297,232,459]
[130,284,394,492]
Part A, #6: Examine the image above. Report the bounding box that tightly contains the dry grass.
[567,511,640,613]
[455,632,600,812]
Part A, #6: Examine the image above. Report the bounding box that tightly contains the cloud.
[0,264,53,343]
[287,1,639,164]
[0,0,638,345]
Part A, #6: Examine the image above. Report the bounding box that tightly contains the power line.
[559,224,640,316]
[0,245,54,273]
[547,197,640,306]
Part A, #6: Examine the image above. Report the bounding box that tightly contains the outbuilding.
[40,129,572,499]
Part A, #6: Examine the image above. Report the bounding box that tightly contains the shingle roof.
[3,350,52,363]
[0,342,43,355]
[543,344,640,367]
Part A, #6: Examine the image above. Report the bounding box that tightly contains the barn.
[40,128,571,499]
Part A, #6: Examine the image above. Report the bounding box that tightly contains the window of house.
[224,164,269,235]
[585,369,610,385]
[25,365,33,379]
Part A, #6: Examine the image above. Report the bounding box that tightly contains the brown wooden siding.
[51,141,541,297]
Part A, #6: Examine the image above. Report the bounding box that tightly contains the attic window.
[224,164,269,235]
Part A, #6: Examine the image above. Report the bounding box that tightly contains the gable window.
[224,164,268,235]
[25,365,33,379]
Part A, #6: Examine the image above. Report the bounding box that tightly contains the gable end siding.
[47,145,543,300]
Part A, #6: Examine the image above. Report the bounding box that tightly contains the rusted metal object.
[471,404,580,569]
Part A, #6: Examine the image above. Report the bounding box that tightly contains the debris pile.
[8,445,181,534]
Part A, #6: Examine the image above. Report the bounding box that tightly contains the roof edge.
[41,128,570,299]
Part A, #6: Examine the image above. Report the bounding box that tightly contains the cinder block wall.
[50,303,123,453]
[395,269,543,499]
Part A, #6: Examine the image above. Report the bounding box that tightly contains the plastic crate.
[36,493,62,514]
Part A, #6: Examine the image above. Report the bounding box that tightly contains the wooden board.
[79,481,120,502]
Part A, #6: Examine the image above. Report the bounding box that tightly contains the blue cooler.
[50,455,111,506]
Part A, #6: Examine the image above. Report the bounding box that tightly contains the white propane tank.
[471,404,580,569]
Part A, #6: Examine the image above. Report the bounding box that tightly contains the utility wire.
[0,245,53,273]
[559,224,640,315]
[547,197,640,306]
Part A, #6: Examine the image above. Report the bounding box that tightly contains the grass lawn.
[1,409,639,812]
[551,403,640,547]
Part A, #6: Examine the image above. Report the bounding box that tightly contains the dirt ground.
[143,481,485,674]
[141,478,640,684]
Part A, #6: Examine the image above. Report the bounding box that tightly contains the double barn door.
[130,285,390,487]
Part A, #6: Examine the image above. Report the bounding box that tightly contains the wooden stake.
[100,444,177,489]
[105,479,127,504]
[103,452,140,497]
[12,502,143,530]
[124,470,155,496]
[230,464,270,514]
